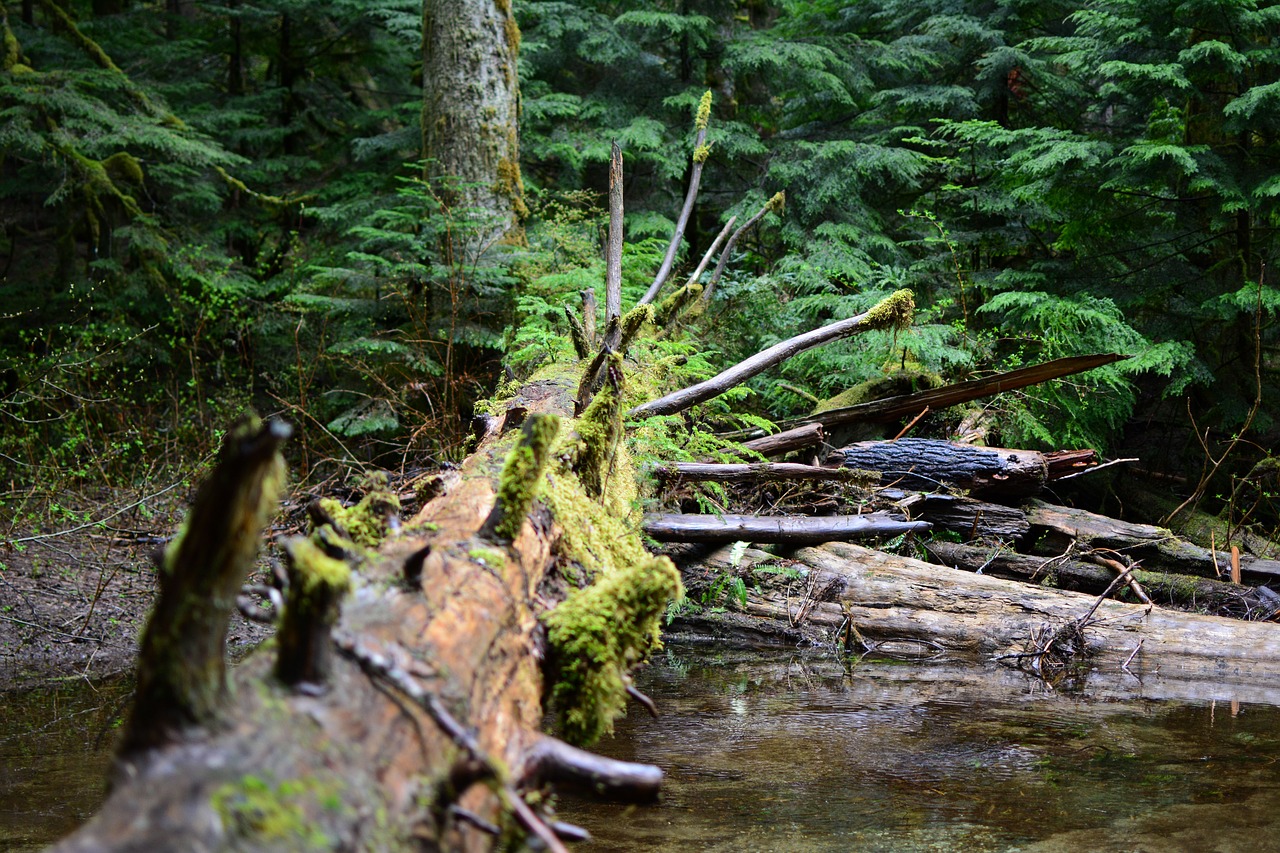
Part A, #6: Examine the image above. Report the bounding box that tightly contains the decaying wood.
[880,489,1030,540]
[629,289,915,419]
[642,512,929,544]
[924,540,1273,618]
[57,370,669,853]
[773,353,1129,433]
[675,542,1280,703]
[650,461,867,485]
[739,422,824,457]
[1025,500,1280,583]
[829,438,1055,499]
[605,140,623,330]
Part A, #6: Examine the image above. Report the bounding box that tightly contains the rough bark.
[881,489,1030,540]
[829,438,1055,499]
[55,370,673,852]
[1025,499,1280,583]
[738,422,825,457]
[422,0,525,248]
[674,542,1280,704]
[641,512,929,544]
[650,461,867,485]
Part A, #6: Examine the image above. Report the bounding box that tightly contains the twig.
[891,407,929,441]
[702,192,784,303]
[1056,457,1139,481]
[6,480,185,545]
[626,684,659,718]
[1121,639,1144,675]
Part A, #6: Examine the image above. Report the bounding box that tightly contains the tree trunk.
[422,0,526,248]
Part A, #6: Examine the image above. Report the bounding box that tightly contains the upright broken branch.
[701,192,784,303]
[629,289,915,419]
[121,414,289,753]
[605,141,624,335]
[641,91,713,306]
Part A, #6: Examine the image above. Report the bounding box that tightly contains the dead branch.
[642,512,929,544]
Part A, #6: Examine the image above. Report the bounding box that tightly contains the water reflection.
[558,648,1280,852]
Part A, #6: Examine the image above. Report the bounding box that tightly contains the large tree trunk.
[422,0,526,248]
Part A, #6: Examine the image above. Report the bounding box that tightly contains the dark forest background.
[3,0,1278,530]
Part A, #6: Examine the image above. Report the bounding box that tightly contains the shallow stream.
[5,648,1280,851]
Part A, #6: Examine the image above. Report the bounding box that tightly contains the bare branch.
[702,192,784,303]
[605,141,624,326]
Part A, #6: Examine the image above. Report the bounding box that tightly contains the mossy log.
[925,539,1275,619]
[671,542,1280,705]
[55,368,678,853]
[1025,499,1280,583]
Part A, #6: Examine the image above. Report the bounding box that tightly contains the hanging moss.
[544,554,682,745]
[862,289,916,331]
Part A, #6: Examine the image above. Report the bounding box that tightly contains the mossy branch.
[123,414,290,753]
[275,537,351,687]
[629,289,915,419]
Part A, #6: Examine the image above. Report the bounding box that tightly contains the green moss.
[487,413,561,542]
[862,288,915,331]
[545,554,682,744]
[766,190,786,214]
[571,353,624,499]
[314,476,399,550]
[655,282,702,327]
[696,89,712,130]
[693,144,711,163]
[618,303,655,352]
[467,546,508,568]
[211,773,336,846]
[287,537,351,596]
[812,363,942,414]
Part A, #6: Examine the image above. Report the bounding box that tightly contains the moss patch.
[314,474,400,551]
[544,554,682,745]
[486,413,561,543]
[863,288,915,331]
[211,773,339,846]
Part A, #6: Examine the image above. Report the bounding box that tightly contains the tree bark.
[55,370,673,852]
[829,438,1055,499]
[739,422,824,457]
[672,542,1280,704]
[642,512,929,544]
[422,0,526,248]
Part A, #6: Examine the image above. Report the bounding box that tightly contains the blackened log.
[642,512,929,544]
[830,438,1049,499]
[881,490,1030,540]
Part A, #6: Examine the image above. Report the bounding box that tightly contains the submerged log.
[674,542,1280,703]
[1025,500,1280,583]
[829,438,1079,499]
[642,512,929,544]
[924,540,1275,619]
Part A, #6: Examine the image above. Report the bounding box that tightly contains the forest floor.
[0,487,286,691]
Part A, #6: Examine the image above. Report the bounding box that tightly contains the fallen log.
[642,512,930,544]
[1025,500,1280,583]
[880,489,1030,540]
[56,364,680,852]
[674,542,1280,703]
[739,422,825,458]
[924,540,1274,619]
[829,438,1087,500]
[650,461,866,484]
[772,353,1130,433]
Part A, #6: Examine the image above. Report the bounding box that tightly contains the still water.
[559,648,1280,853]
[5,649,1280,851]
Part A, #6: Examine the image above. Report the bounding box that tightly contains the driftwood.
[925,540,1276,619]
[1025,500,1280,583]
[674,542,1280,703]
[829,438,1078,499]
[642,512,929,544]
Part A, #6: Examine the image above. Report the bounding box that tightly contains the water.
[6,652,1280,851]
[558,648,1280,853]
